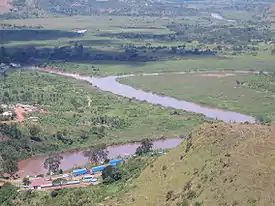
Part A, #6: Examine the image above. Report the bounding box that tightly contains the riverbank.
[1,69,206,177]
[120,71,275,122]
[18,138,182,177]
[40,68,255,123]
[15,67,256,177]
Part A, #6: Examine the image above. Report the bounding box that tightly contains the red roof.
[31,179,51,187]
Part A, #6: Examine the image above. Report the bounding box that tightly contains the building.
[72,168,88,176]
[73,29,88,34]
[91,165,106,173]
[2,111,12,116]
[109,158,124,166]
[30,179,52,189]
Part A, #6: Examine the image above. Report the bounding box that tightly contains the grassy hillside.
[110,123,275,206]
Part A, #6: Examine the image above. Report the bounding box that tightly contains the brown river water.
[17,68,256,177]
[18,138,182,177]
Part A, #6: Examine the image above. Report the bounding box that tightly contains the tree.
[52,178,66,185]
[0,158,18,178]
[44,154,63,174]
[135,138,153,156]
[28,124,41,137]
[0,150,18,178]
[0,183,18,205]
[102,165,121,184]
[0,106,4,114]
[83,145,109,164]
[22,177,31,186]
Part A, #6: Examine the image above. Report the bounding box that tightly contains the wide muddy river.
[18,69,256,176]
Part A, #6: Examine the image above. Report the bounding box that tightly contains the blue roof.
[73,168,87,175]
[109,159,123,164]
[73,168,87,172]
[109,162,117,166]
[91,165,106,172]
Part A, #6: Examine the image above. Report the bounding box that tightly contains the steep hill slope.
[111,123,275,206]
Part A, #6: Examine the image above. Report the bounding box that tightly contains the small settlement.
[23,158,124,190]
[20,152,166,190]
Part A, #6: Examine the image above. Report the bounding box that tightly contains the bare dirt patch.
[1,104,49,123]
[199,73,236,78]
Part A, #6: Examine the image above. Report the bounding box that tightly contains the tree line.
[0,43,216,66]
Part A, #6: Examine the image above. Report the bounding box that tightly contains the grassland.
[0,70,207,155]
[120,72,275,121]
[42,52,275,77]
[2,8,275,77]
[11,122,275,206]
[108,122,275,206]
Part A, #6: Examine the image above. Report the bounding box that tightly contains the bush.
[179,199,189,206]
[52,178,66,185]
[185,140,192,153]
[102,165,122,184]
[166,190,174,201]
[50,190,59,198]
[187,190,196,200]
[162,165,167,171]
[22,177,31,186]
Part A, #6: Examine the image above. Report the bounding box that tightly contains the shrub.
[179,199,189,206]
[185,140,192,153]
[102,165,122,184]
[50,190,59,198]
[22,177,31,186]
[166,190,174,201]
[187,190,196,200]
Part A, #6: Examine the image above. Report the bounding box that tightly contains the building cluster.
[25,159,124,190]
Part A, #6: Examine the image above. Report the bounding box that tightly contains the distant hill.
[110,123,275,206]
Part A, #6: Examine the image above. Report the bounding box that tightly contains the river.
[18,69,255,176]
[18,138,182,177]
[211,13,236,22]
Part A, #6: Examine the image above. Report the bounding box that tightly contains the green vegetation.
[1,0,275,205]
[121,72,275,121]
[0,182,18,206]
[135,138,153,156]
[109,123,275,206]
[0,70,206,163]
[11,157,154,206]
[102,165,122,184]
[43,154,63,174]
[10,123,275,206]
